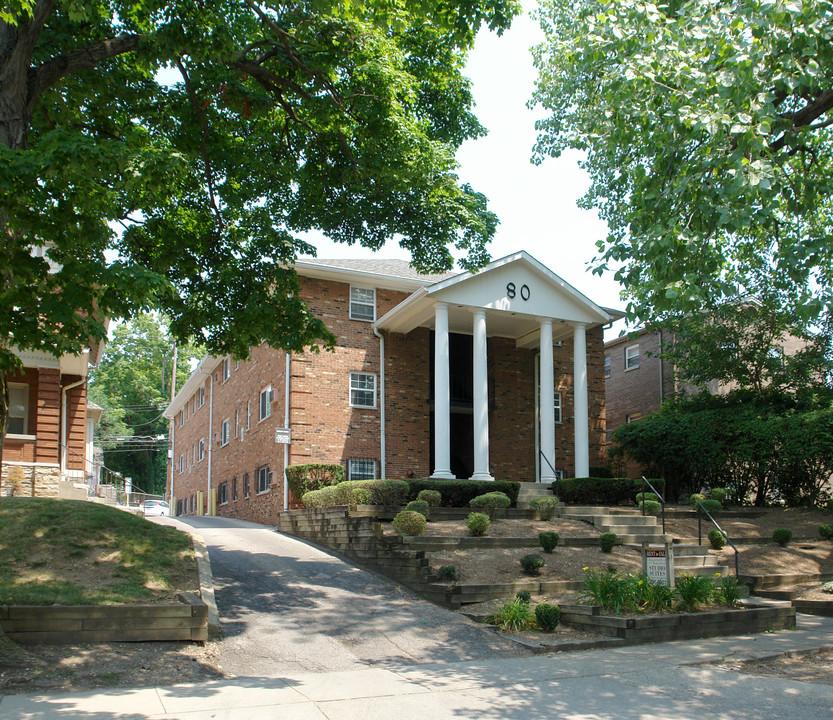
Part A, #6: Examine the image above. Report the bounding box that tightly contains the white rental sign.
[274,428,292,444]
[642,542,675,587]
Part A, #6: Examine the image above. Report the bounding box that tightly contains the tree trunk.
[0,371,7,472]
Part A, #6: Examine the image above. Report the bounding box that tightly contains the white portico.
[375,252,617,481]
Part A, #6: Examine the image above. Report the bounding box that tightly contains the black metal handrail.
[697,502,739,578]
[539,450,559,498]
[641,476,666,534]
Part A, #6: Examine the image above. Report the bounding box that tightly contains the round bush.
[391,510,427,537]
[639,500,662,516]
[417,489,442,507]
[466,512,490,537]
[772,527,793,547]
[635,492,659,504]
[538,531,560,553]
[405,499,430,519]
[530,496,559,520]
[709,487,728,504]
[470,492,511,518]
[689,493,707,509]
[520,554,545,576]
[699,499,722,516]
[436,565,457,582]
[599,532,617,553]
[708,528,727,550]
[515,590,531,604]
[535,603,561,632]
[819,524,833,541]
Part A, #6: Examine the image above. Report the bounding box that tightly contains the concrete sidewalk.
[2,614,832,719]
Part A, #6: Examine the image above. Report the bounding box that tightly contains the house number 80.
[506,282,531,301]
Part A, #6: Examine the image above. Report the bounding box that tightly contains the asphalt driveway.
[163,516,528,677]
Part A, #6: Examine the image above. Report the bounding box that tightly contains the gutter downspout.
[658,329,664,404]
[207,372,214,513]
[373,326,386,479]
[283,352,291,511]
[61,377,87,479]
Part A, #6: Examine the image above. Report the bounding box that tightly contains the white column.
[471,309,493,481]
[539,319,556,483]
[431,303,455,479]
[573,323,590,478]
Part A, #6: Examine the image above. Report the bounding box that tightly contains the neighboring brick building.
[165,252,618,521]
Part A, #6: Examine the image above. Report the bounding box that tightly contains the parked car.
[140,499,170,517]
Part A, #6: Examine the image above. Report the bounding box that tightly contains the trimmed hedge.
[553,477,665,505]
[405,479,520,507]
[286,463,345,499]
[301,479,409,508]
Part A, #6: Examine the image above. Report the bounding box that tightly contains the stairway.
[515,483,553,509]
[557,505,665,544]
[672,544,729,577]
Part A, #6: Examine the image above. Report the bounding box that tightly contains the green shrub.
[366,479,410,506]
[698,499,722,516]
[599,532,617,552]
[819,524,833,540]
[351,487,372,505]
[417,489,442,507]
[520,554,545,576]
[635,576,675,613]
[404,479,520,507]
[580,567,636,614]
[469,492,511,518]
[772,527,793,546]
[286,463,345,500]
[489,598,535,633]
[712,575,746,607]
[822,581,833,594]
[589,466,613,478]
[689,493,707,509]
[635,492,659,504]
[708,529,727,550]
[391,510,427,537]
[516,590,531,604]
[639,500,661,516]
[709,487,728,503]
[466,512,490,536]
[436,566,456,582]
[405,499,430,519]
[674,573,714,611]
[300,479,409,508]
[554,477,665,505]
[535,603,561,632]
[301,485,345,508]
[529,496,559,520]
[538,531,560,553]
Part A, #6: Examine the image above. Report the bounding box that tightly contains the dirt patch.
[716,542,833,576]
[719,648,833,685]
[665,508,833,541]
[423,517,597,538]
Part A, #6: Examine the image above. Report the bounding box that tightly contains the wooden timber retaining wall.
[0,592,208,645]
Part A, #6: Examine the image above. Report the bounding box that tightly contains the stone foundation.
[1,462,62,497]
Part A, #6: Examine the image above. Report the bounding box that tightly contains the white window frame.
[625,344,640,370]
[198,386,206,407]
[604,355,611,378]
[244,472,250,498]
[232,477,238,502]
[350,372,377,408]
[349,286,376,322]
[259,385,273,421]
[554,391,562,425]
[179,454,185,474]
[198,438,205,461]
[218,482,228,505]
[626,412,641,424]
[7,383,29,436]
[220,419,230,446]
[257,465,272,494]
[235,409,240,438]
[349,458,377,482]
[221,358,231,383]
[246,401,251,430]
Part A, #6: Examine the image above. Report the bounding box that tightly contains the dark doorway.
[449,410,474,479]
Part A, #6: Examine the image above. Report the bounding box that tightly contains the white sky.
[309,1,628,326]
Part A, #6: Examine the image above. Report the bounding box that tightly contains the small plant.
[391,510,427,537]
[639,500,661,516]
[709,487,728,504]
[436,565,457,582]
[535,602,561,632]
[821,581,833,594]
[516,590,532,604]
[818,524,833,540]
[708,529,727,550]
[713,575,746,608]
[538,531,560,553]
[520,553,545,576]
[635,576,675,613]
[599,532,617,553]
[674,573,714,611]
[405,499,430,519]
[689,493,707,509]
[466,512,490,536]
[635,492,659,504]
[772,528,792,547]
[699,499,722,516]
[580,567,635,614]
[417,489,442,507]
[469,491,511,518]
[489,597,535,633]
[529,496,559,520]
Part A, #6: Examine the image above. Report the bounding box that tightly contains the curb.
[191,533,220,637]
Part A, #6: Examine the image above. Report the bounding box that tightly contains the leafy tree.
[533,0,833,325]
[0,0,520,464]
[88,313,201,495]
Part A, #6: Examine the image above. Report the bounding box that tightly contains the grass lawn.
[0,498,198,605]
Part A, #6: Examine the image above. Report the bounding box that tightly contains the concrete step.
[674,555,723,568]
[597,524,663,536]
[557,506,641,516]
[595,516,658,528]
[673,544,710,557]
[676,565,728,577]
[516,484,554,497]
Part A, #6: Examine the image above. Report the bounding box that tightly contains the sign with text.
[642,542,674,587]
[274,427,292,444]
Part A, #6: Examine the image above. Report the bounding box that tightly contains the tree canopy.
[533,0,833,325]
[0,0,520,459]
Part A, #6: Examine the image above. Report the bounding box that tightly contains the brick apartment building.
[165,252,618,522]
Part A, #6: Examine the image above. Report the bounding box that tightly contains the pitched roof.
[297,258,457,284]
